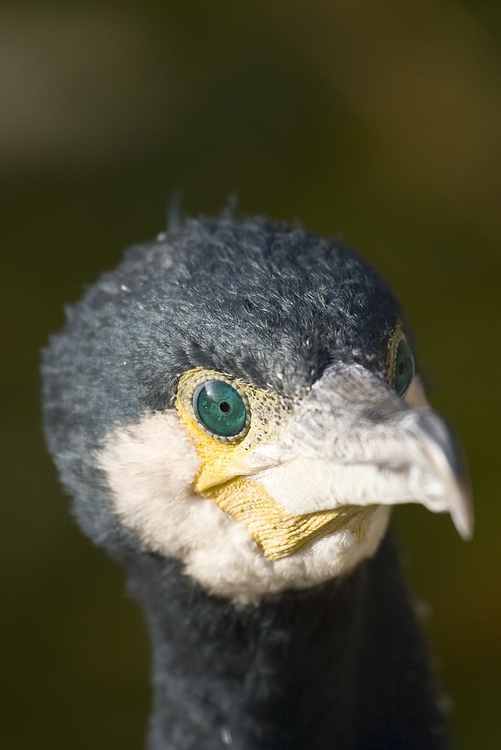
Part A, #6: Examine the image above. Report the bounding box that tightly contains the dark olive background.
[1,1,500,748]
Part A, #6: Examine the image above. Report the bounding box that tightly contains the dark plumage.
[128,536,445,750]
[42,216,471,749]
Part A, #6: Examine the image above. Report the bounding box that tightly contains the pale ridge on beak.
[248,363,474,540]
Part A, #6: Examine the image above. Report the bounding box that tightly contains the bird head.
[43,217,472,603]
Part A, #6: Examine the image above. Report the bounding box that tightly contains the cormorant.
[42,216,473,750]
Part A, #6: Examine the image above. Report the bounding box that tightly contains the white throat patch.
[98,411,391,604]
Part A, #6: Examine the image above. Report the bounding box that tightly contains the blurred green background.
[1,1,500,747]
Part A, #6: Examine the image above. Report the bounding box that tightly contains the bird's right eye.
[194,380,249,439]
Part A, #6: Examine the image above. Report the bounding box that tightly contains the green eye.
[194,380,249,438]
[394,339,415,397]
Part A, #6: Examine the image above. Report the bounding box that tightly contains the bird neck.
[125,532,447,750]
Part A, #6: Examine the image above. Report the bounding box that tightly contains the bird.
[42,216,473,750]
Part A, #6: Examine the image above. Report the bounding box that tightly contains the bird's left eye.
[194,380,249,438]
[393,339,415,397]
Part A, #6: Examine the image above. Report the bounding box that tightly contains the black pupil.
[219,401,231,413]
[398,361,406,375]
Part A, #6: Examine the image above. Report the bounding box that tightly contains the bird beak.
[247,362,474,541]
